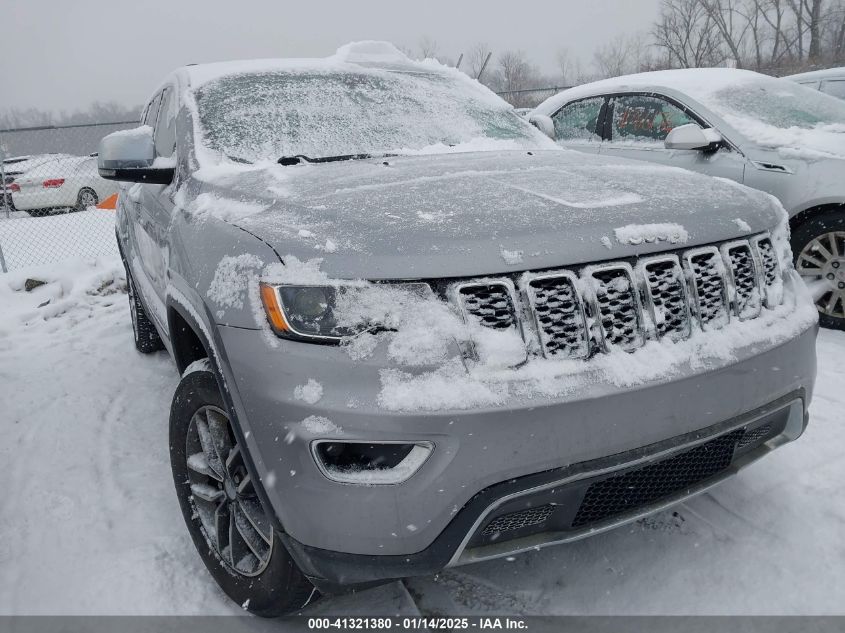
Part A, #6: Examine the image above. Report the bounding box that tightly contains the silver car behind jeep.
[99,42,818,616]
[530,68,845,330]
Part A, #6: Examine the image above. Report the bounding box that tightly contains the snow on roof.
[784,67,845,82]
[535,68,768,116]
[183,41,429,89]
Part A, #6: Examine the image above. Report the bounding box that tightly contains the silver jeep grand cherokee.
[99,43,818,616]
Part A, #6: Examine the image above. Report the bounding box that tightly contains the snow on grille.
[452,235,774,361]
[641,257,691,340]
[526,273,590,359]
[589,265,644,351]
[723,242,762,319]
[685,248,730,330]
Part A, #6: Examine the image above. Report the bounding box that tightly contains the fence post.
[0,138,8,272]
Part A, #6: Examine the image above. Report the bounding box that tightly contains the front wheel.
[170,363,317,616]
[792,209,845,330]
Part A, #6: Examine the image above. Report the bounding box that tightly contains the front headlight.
[259,281,434,343]
[260,283,366,341]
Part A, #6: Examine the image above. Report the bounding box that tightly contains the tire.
[27,209,49,218]
[75,188,98,212]
[791,208,845,331]
[126,267,165,353]
[170,363,316,616]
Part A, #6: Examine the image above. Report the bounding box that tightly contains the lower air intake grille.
[571,429,744,528]
[737,424,772,449]
[481,504,555,536]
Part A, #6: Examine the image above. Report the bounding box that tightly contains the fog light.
[311,440,433,485]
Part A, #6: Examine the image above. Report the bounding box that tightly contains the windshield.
[193,69,543,163]
[711,76,845,129]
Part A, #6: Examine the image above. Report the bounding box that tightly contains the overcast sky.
[2,0,661,114]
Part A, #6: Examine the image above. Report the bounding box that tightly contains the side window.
[821,80,845,100]
[144,93,162,128]
[154,88,177,158]
[551,97,604,142]
[610,95,694,143]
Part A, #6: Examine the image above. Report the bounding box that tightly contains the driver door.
[600,93,747,183]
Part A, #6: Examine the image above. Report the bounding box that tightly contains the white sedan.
[8,154,119,217]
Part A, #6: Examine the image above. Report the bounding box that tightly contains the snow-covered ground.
[0,257,842,615]
[0,209,117,270]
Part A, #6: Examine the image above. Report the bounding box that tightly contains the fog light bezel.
[310,439,434,485]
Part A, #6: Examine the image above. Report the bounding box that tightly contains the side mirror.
[528,114,555,139]
[664,123,723,151]
[98,126,175,184]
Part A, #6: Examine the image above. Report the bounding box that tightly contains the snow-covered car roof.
[534,68,845,159]
[784,67,845,82]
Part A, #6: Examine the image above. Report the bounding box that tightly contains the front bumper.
[213,306,817,585]
[281,392,806,590]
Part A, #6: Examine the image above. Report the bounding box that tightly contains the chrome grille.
[684,248,730,329]
[641,256,691,340]
[589,265,644,351]
[752,236,783,308]
[451,234,778,361]
[525,273,589,359]
[722,241,761,319]
[457,282,518,329]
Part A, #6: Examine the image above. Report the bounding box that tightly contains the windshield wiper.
[277,153,396,166]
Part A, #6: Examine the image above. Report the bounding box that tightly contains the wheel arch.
[789,202,845,235]
[167,303,210,375]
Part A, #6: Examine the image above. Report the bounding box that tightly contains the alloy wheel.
[796,230,845,320]
[186,405,274,577]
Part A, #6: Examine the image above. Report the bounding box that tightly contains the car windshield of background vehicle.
[193,70,547,163]
[712,76,845,129]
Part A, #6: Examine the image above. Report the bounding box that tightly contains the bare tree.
[555,48,584,85]
[495,50,540,106]
[653,0,723,66]
[593,33,656,77]
[418,36,439,60]
[465,42,494,82]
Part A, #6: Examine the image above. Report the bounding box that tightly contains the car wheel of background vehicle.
[75,188,98,212]
[792,208,845,330]
[126,267,164,353]
[170,363,317,617]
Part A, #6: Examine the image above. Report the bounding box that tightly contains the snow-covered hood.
[195,150,784,280]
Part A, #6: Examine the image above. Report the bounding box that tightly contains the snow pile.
[301,415,340,434]
[185,192,267,222]
[294,379,323,404]
[614,223,689,245]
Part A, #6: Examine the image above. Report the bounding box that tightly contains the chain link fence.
[0,120,137,272]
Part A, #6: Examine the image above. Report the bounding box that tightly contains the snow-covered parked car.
[530,69,845,329]
[98,42,818,616]
[785,67,845,100]
[8,153,118,216]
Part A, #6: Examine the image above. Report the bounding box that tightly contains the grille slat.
[723,242,762,319]
[589,266,644,351]
[453,235,772,361]
[685,248,730,330]
[571,429,744,528]
[641,257,691,340]
[526,273,590,359]
[458,283,518,330]
[752,236,783,308]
